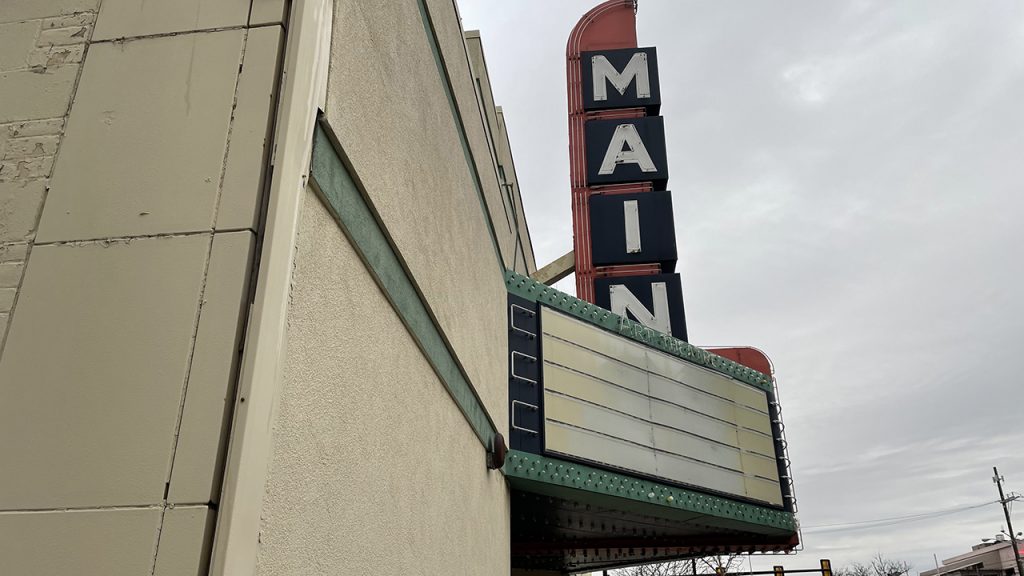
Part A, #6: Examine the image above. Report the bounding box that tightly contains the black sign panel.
[585,116,668,189]
[589,190,677,271]
[507,294,543,454]
[594,273,687,341]
[581,47,661,112]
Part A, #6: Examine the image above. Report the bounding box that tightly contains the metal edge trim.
[309,120,499,448]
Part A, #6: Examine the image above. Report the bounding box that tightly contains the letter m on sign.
[581,47,661,112]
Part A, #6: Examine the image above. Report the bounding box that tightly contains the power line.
[802,500,999,533]
[993,467,1023,576]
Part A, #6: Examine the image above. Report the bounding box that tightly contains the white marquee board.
[541,307,784,507]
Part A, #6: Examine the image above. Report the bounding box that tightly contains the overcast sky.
[458,1,1024,572]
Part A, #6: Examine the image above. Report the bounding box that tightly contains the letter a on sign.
[599,124,658,175]
[585,117,669,187]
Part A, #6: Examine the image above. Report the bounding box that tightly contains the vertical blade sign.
[573,38,688,340]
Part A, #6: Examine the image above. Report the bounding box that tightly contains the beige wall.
[323,0,526,437]
[256,1,529,572]
[465,31,536,276]
[0,1,283,573]
[256,186,510,575]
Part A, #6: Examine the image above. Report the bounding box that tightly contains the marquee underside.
[506,451,798,572]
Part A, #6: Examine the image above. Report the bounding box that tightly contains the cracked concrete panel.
[218,25,283,231]
[154,506,215,576]
[169,231,254,504]
[0,67,80,124]
[250,0,290,26]
[0,243,28,263]
[0,262,22,287]
[0,508,160,575]
[0,181,45,242]
[36,30,244,243]
[0,21,40,71]
[93,0,250,40]
[0,235,209,509]
[0,0,99,25]
[0,287,14,311]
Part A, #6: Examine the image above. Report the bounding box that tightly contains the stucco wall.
[324,0,520,435]
[256,186,510,575]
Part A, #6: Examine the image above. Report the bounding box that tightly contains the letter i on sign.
[624,200,641,253]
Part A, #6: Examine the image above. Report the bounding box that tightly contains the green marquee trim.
[310,120,498,448]
[504,270,774,392]
[504,450,797,532]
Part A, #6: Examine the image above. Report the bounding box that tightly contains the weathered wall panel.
[0,0,282,572]
[35,30,245,242]
[0,235,209,509]
[0,508,160,576]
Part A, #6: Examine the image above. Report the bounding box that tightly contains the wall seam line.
[162,28,251,500]
[91,24,253,44]
[31,228,253,247]
[152,26,253,576]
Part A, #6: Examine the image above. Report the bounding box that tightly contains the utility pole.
[993,466,1024,576]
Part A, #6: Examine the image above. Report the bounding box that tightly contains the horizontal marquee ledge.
[504,450,797,534]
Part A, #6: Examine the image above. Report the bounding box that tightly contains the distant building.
[923,537,1024,576]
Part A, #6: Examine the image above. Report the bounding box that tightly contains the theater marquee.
[508,287,789,509]
[504,2,798,571]
[541,307,784,506]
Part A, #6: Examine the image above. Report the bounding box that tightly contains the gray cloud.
[457,0,1024,572]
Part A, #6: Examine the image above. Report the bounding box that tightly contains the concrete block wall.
[0,1,286,573]
[0,4,95,337]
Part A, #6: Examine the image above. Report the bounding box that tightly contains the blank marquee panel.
[540,307,784,507]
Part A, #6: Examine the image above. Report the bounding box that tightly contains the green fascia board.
[504,270,774,392]
[504,450,797,534]
[310,120,498,448]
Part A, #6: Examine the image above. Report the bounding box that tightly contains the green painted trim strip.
[504,270,775,392]
[504,450,797,533]
[310,121,497,447]
[415,0,505,273]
